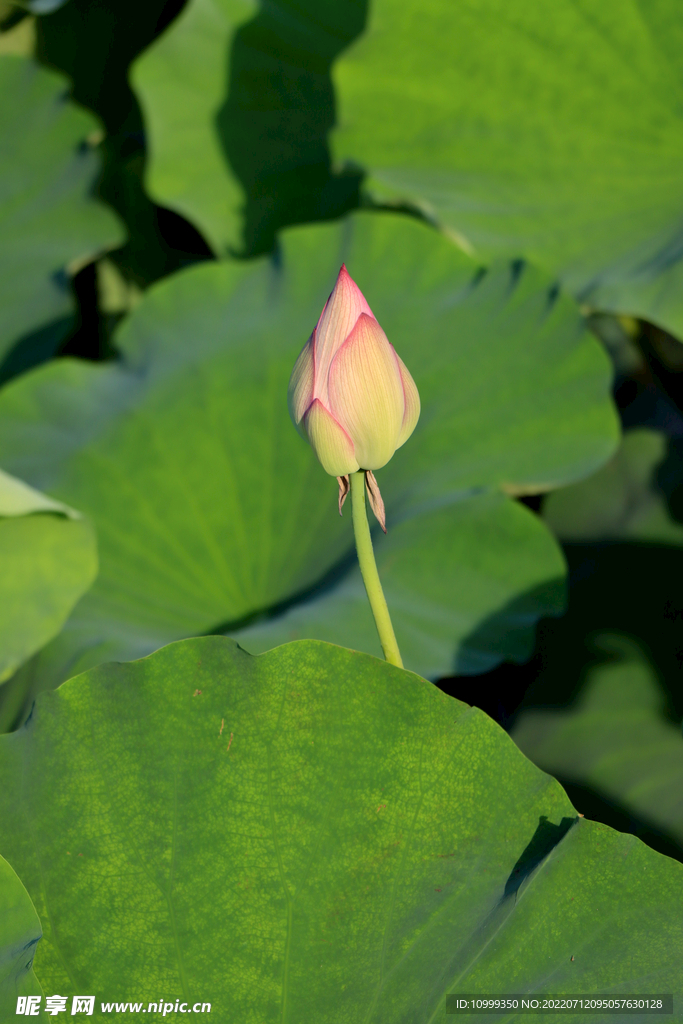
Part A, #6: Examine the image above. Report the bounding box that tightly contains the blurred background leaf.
[543,428,683,545]
[0,214,617,721]
[132,0,258,255]
[512,634,683,853]
[33,0,214,289]
[1,637,682,1017]
[0,0,215,385]
[456,411,683,861]
[332,0,683,338]
[132,0,367,257]
[235,492,565,677]
[0,53,123,371]
[510,430,683,858]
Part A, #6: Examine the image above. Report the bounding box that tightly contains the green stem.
[350,470,403,668]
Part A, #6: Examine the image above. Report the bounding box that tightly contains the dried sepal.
[364,470,387,533]
[337,474,350,515]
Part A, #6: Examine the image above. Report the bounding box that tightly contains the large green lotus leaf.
[131,0,366,257]
[0,852,43,1021]
[332,0,683,338]
[512,634,683,851]
[544,428,683,545]
[0,638,681,1019]
[0,55,123,363]
[0,214,617,687]
[0,469,97,685]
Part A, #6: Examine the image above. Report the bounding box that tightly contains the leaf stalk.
[350,470,403,668]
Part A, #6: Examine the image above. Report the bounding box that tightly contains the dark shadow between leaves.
[443,542,683,727]
[440,539,683,863]
[521,542,683,724]
[558,780,683,864]
[0,316,73,388]
[216,0,368,256]
[37,0,187,136]
[451,576,566,681]
[657,436,683,522]
[36,0,214,288]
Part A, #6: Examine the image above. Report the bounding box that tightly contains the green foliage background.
[2,0,683,1017]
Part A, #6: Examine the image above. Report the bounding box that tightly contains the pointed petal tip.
[313,267,376,393]
[334,265,374,319]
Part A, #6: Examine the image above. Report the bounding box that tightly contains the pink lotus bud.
[288,265,420,477]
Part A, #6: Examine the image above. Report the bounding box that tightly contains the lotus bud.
[288,265,420,487]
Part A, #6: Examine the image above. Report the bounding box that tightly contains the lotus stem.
[350,470,403,668]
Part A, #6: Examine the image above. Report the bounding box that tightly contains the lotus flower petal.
[303,399,360,477]
[328,314,404,470]
[287,332,315,434]
[395,354,421,449]
[287,264,420,482]
[313,265,375,405]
